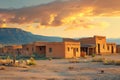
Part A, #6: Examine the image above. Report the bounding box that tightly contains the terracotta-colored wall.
[33,42,47,55]
[46,42,65,58]
[22,44,34,56]
[46,42,81,58]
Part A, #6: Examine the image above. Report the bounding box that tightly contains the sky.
[0,0,120,38]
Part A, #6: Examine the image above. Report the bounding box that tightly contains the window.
[49,48,52,53]
[26,48,29,51]
[32,47,34,51]
[107,46,109,50]
[68,47,70,51]
[39,47,42,51]
[76,48,79,52]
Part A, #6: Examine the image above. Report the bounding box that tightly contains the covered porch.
[81,44,96,55]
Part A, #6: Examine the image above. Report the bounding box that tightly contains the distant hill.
[0,28,62,45]
[107,38,120,45]
[0,28,119,45]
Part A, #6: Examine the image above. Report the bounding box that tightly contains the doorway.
[73,48,77,57]
[98,44,100,54]
[111,46,114,53]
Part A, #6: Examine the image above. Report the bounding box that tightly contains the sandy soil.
[0,54,120,80]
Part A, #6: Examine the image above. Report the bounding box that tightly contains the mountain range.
[0,28,120,45]
[0,28,62,45]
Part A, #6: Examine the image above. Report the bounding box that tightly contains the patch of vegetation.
[68,66,74,70]
[103,59,115,65]
[114,60,120,65]
[69,59,80,63]
[26,57,36,66]
[92,57,105,62]
[0,66,6,70]
[91,53,96,57]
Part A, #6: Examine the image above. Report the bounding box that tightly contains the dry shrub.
[0,56,13,66]
[26,57,36,66]
[0,60,12,66]
[0,66,6,70]
[92,57,105,62]
[103,59,114,65]
[48,57,52,61]
[69,59,80,63]
[68,66,74,70]
[114,60,120,65]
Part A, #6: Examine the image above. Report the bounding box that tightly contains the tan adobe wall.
[64,42,80,58]
[12,45,22,49]
[106,43,116,54]
[94,36,107,54]
[79,37,95,44]
[94,36,106,43]
[79,36,116,55]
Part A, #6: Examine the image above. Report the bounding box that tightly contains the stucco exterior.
[0,45,22,56]
[79,36,116,55]
[21,41,81,58]
[0,35,117,57]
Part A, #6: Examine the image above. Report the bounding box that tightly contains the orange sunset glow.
[0,0,120,38]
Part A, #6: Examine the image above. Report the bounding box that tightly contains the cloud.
[0,0,120,30]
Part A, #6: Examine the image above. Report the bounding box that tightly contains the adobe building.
[22,41,81,58]
[22,43,35,56]
[0,45,22,56]
[46,42,80,58]
[79,36,116,55]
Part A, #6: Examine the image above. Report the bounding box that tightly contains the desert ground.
[0,54,120,80]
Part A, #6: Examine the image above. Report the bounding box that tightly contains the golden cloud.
[0,0,119,30]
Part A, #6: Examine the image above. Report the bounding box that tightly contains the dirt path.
[0,54,120,80]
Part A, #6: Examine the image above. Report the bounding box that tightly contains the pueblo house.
[79,36,116,55]
[22,41,81,58]
[0,45,22,56]
[0,35,117,58]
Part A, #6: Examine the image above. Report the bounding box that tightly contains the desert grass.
[69,59,80,63]
[0,66,6,70]
[26,57,36,66]
[103,59,115,65]
[114,60,120,65]
[92,57,105,62]
[91,56,120,66]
